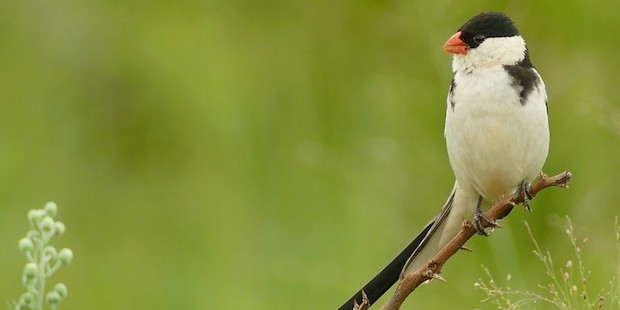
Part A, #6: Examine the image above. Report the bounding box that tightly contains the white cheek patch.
[452,35,527,72]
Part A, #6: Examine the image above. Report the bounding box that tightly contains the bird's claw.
[473,195,495,236]
[518,180,533,211]
[473,206,496,236]
[353,290,369,310]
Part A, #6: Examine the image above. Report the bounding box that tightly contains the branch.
[375,171,572,310]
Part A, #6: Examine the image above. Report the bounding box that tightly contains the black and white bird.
[340,12,549,309]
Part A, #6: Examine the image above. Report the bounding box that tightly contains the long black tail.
[338,221,435,309]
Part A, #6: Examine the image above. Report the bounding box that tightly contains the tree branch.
[369,171,572,310]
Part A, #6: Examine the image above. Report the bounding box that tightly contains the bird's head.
[444,12,529,70]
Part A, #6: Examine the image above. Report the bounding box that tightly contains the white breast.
[444,67,549,202]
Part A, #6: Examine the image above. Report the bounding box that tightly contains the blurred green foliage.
[1,0,619,308]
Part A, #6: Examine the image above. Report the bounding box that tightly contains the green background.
[1,0,619,309]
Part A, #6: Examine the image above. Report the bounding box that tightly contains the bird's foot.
[473,195,497,236]
[473,208,496,236]
[517,180,533,211]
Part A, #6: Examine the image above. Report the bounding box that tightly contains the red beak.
[443,31,468,54]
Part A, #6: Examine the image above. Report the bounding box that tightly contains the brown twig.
[370,171,572,310]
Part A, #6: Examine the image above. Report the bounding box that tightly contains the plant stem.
[36,229,48,310]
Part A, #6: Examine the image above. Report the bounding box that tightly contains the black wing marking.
[503,49,541,105]
[448,78,456,111]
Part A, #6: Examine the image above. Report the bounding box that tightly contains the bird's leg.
[517,180,533,211]
[473,195,496,236]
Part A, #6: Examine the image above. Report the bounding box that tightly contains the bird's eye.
[473,34,486,44]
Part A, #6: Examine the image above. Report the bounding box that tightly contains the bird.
[339,12,549,309]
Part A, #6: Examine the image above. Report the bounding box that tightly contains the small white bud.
[44,202,58,217]
[20,292,34,305]
[41,216,55,234]
[58,248,73,265]
[54,283,68,298]
[18,237,34,254]
[45,246,58,260]
[54,221,65,236]
[23,263,38,280]
[28,209,45,225]
[46,291,61,305]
